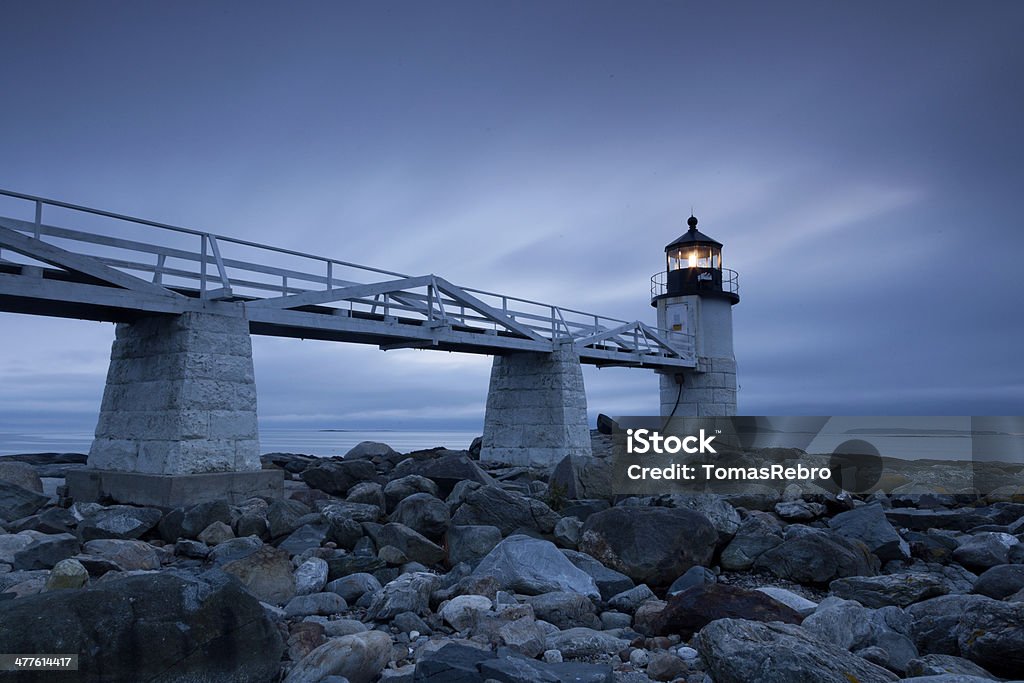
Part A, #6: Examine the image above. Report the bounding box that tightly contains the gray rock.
[666,493,741,539]
[284,630,392,683]
[473,535,599,599]
[181,500,233,539]
[953,596,1024,677]
[647,651,687,681]
[667,566,716,596]
[6,507,76,535]
[499,616,548,657]
[392,452,495,498]
[321,501,382,524]
[392,610,430,635]
[345,440,400,461]
[523,591,599,629]
[327,572,382,603]
[600,611,632,630]
[322,619,370,637]
[384,475,440,510]
[447,524,502,566]
[719,512,784,571]
[972,563,1024,599]
[12,532,79,570]
[175,539,210,559]
[209,535,263,564]
[197,520,235,545]
[280,522,330,556]
[363,522,445,566]
[550,454,613,500]
[579,506,717,587]
[608,584,656,614]
[439,594,493,630]
[295,557,329,595]
[697,618,899,683]
[0,461,43,492]
[77,505,162,541]
[389,492,450,541]
[754,586,817,617]
[560,549,634,601]
[367,571,439,620]
[451,485,559,536]
[775,500,827,521]
[885,508,993,532]
[82,539,160,570]
[346,481,387,511]
[953,532,1019,571]
[904,654,999,679]
[43,558,89,591]
[907,594,992,655]
[267,498,312,539]
[553,516,582,549]
[830,573,949,608]
[413,641,495,681]
[653,583,804,638]
[753,524,880,584]
[302,459,377,497]
[545,627,629,658]
[0,480,49,520]
[829,503,910,562]
[0,572,283,682]
[222,545,297,604]
[284,591,348,617]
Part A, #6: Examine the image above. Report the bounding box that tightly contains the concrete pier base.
[480,345,592,467]
[71,310,274,506]
[66,469,283,508]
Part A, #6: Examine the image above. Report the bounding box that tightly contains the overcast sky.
[1,2,1022,439]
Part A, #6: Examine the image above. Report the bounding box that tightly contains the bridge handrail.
[0,188,694,360]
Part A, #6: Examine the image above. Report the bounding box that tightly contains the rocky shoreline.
[2,434,1024,682]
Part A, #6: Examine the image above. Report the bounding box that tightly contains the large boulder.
[301,459,377,497]
[561,549,634,601]
[665,493,741,539]
[973,564,1024,599]
[907,594,991,656]
[753,525,879,584]
[0,480,48,520]
[391,453,495,497]
[12,532,79,570]
[952,532,1019,572]
[446,524,502,566]
[472,535,599,599]
[222,544,296,604]
[284,630,392,683]
[579,506,717,587]
[829,503,910,562]
[388,492,450,541]
[76,505,163,542]
[363,522,445,566]
[0,461,43,492]
[550,455,612,500]
[719,512,785,571]
[0,572,283,682]
[954,596,1024,677]
[652,583,803,638]
[366,571,439,620]
[830,573,949,608]
[697,618,899,683]
[81,539,161,571]
[450,485,559,535]
[522,591,599,629]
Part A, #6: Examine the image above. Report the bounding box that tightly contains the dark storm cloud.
[0,1,1021,437]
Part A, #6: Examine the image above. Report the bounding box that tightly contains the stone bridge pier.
[480,344,592,467]
[67,310,283,507]
[68,315,592,506]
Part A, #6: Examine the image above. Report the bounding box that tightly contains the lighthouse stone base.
[660,356,737,416]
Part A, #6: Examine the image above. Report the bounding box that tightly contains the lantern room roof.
[665,215,723,251]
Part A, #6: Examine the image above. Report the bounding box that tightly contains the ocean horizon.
[0,428,483,458]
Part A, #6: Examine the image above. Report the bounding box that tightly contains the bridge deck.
[0,189,696,369]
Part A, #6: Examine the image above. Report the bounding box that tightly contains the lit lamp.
[661,216,735,301]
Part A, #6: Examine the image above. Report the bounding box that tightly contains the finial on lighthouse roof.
[687,215,699,230]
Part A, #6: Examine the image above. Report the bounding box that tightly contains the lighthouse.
[651,215,740,416]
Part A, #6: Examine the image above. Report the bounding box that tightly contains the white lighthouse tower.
[651,215,740,416]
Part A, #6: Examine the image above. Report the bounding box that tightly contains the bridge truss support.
[67,310,282,507]
[481,344,592,467]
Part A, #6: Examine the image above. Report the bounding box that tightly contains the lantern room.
[652,215,739,305]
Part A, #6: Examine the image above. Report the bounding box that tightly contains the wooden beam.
[245,275,434,310]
